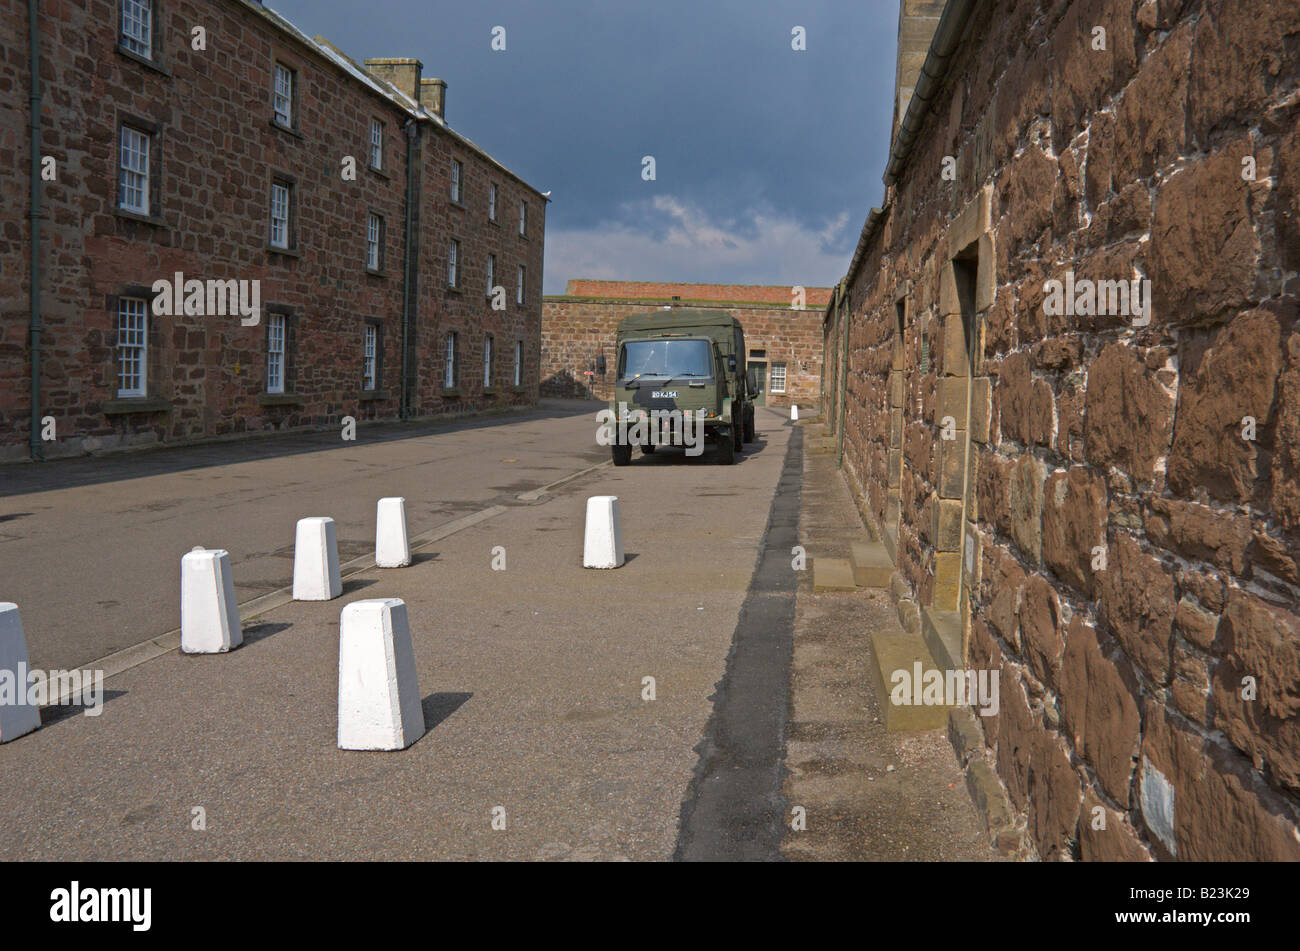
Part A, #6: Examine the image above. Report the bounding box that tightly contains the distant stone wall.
[541,294,825,407]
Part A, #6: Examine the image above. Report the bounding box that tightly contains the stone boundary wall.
[827,0,1300,860]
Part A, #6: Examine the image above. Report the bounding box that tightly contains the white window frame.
[363,324,378,391]
[770,362,788,394]
[513,340,522,387]
[118,125,150,215]
[270,181,290,249]
[444,332,457,389]
[516,265,525,305]
[367,213,382,270]
[448,240,459,287]
[120,0,152,58]
[369,119,383,170]
[486,254,496,296]
[519,199,527,236]
[266,314,286,394]
[488,183,498,221]
[451,159,462,203]
[483,335,493,387]
[273,63,294,128]
[116,297,148,397]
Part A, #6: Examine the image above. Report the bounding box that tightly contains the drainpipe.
[27,0,42,460]
[399,116,416,419]
[836,280,849,469]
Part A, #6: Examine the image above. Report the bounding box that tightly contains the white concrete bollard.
[791,404,799,421]
[181,547,243,653]
[583,495,625,569]
[375,497,410,568]
[293,517,342,601]
[338,598,426,751]
[0,603,41,743]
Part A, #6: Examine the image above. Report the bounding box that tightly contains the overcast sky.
[270,0,900,294]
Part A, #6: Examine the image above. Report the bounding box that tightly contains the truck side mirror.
[727,355,737,372]
[595,353,607,376]
[746,369,757,393]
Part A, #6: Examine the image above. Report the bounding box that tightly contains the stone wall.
[826,0,1300,860]
[542,282,829,406]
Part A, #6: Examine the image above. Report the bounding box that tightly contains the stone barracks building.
[1,0,546,461]
[542,280,830,407]
[822,0,1300,859]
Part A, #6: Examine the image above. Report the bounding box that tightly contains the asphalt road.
[1,401,611,670]
[0,401,797,860]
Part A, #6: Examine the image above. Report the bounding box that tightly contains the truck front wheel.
[744,408,755,442]
[612,443,633,466]
[716,430,736,465]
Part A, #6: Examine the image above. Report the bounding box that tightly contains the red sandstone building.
[542,280,830,407]
[1,0,547,461]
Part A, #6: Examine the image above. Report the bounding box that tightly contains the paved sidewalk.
[780,420,1000,861]
[0,407,794,861]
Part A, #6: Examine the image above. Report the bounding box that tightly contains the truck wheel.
[612,443,633,466]
[716,430,736,465]
[744,411,755,443]
[733,421,744,453]
[641,443,656,454]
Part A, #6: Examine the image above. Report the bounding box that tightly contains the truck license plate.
[651,390,678,399]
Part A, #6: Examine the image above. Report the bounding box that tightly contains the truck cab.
[604,309,758,465]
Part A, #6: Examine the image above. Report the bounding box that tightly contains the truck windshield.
[619,339,713,381]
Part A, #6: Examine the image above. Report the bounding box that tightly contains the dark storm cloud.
[268,0,899,291]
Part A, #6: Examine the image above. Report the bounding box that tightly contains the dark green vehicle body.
[605,309,759,465]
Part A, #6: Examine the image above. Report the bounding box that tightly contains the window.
[514,340,522,387]
[270,180,292,249]
[483,335,494,387]
[770,363,787,394]
[273,63,294,128]
[120,0,152,58]
[516,265,525,305]
[363,324,378,391]
[118,125,150,214]
[486,254,496,295]
[267,314,286,394]
[369,119,383,170]
[447,240,459,286]
[444,332,457,388]
[489,183,498,221]
[451,160,462,203]
[116,298,148,397]
[367,213,383,270]
[519,199,527,236]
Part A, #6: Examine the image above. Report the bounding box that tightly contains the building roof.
[240,0,546,199]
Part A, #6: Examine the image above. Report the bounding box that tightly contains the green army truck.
[603,308,759,466]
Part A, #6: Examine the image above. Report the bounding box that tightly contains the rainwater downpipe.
[28,0,43,460]
[399,116,416,420]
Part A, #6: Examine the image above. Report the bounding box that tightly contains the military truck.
[603,308,759,465]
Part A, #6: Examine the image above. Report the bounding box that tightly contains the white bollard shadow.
[293,517,342,601]
[0,603,41,742]
[583,495,625,569]
[338,598,426,751]
[375,497,411,568]
[181,547,244,653]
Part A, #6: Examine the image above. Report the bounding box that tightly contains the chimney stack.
[363,57,423,103]
[420,78,447,119]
